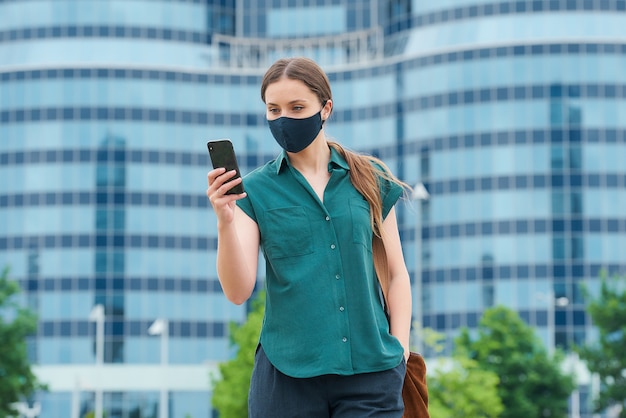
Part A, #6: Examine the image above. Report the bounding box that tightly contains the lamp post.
[547,292,555,356]
[570,352,581,418]
[412,182,430,354]
[11,402,41,418]
[88,304,104,418]
[149,319,169,418]
[71,377,93,418]
[536,293,581,416]
[534,292,569,355]
[71,376,80,418]
[551,295,570,356]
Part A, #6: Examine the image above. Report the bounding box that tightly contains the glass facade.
[1,0,624,416]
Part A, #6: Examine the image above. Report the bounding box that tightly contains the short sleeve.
[381,178,403,220]
[372,162,404,219]
[236,195,257,222]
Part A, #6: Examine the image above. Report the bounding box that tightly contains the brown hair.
[261,57,332,120]
[261,57,411,298]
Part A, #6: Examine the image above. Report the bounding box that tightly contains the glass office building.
[1,0,625,416]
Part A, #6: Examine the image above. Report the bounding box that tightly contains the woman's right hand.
[206,168,246,224]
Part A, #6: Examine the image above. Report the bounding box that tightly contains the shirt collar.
[275,150,289,174]
[275,146,350,175]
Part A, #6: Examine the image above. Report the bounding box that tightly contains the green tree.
[211,291,264,418]
[85,411,108,418]
[428,356,503,418]
[423,327,503,418]
[456,305,575,418]
[577,273,626,417]
[0,267,44,417]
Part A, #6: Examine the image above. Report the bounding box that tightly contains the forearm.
[216,220,257,305]
[387,271,413,358]
[381,207,413,358]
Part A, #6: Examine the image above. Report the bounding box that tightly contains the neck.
[287,135,330,175]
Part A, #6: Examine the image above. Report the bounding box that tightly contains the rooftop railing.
[211,27,384,70]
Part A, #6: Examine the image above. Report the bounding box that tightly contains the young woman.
[207,57,413,417]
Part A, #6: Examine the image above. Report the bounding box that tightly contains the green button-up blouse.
[236,147,404,378]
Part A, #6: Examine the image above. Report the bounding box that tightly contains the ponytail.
[327,141,410,302]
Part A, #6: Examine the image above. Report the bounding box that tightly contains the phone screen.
[207,139,245,195]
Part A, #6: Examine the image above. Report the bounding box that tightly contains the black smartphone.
[207,139,245,195]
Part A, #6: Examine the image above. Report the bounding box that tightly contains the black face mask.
[268,111,323,153]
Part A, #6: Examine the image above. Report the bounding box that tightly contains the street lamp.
[71,377,94,418]
[412,182,430,354]
[11,402,41,418]
[535,292,569,356]
[149,319,169,418]
[88,304,104,418]
[71,377,81,418]
[535,293,582,416]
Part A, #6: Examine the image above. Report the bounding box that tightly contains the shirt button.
[339,306,345,312]
[330,244,336,249]
[342,337,347,343]
[335,274,340,280]
[325,216,330,221]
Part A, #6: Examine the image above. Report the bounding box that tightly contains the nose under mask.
[268,111,323,153]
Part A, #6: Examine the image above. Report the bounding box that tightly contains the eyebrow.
[266,99,310,106]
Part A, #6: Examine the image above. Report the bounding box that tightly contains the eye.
[292,105,304,111]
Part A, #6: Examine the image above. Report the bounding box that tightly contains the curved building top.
[1,0,625,72]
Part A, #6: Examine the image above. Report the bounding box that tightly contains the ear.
[322,99,333,121]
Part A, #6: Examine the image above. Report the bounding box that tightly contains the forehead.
[264,77,315,103]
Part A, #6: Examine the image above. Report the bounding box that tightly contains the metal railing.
[211,27,384,70]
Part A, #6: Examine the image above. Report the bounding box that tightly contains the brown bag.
[373,236,430,418]
[402,352,430,418]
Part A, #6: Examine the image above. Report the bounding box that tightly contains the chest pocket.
[350,197,373,250]
[263,206,314,259]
